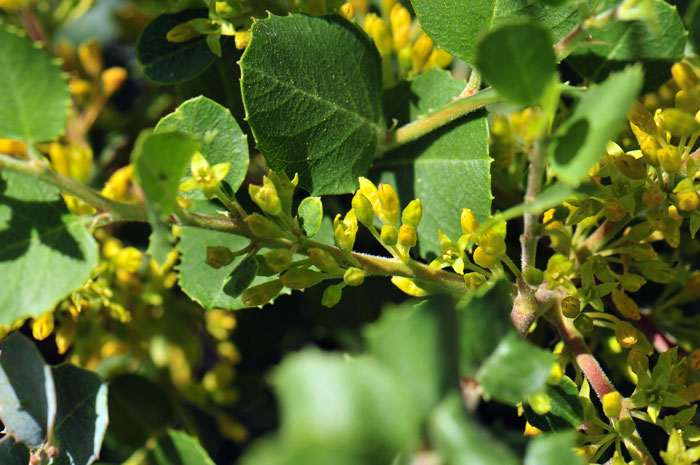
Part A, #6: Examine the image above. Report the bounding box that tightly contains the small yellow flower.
[32,311,54,341]
[334,209,358,252]
[180,151,230,199]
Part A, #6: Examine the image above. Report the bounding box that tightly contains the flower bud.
[473,246,497,268]
[640,137,660,165]
[280,267,324,290]
[114,246,143,273]
[398,44,412,70]
[378,183,400,225]
[478,230,506,256]
[659,108,700,137]
[245,213,282,238]
[619,274,646,292]
[101,67,127,93]
[241,280,284,306]
[615,153,646,179]
[352,191,375,225]
[461,208,480,234]
[628,101,658,134]
[234,30,250,50]
[658,146,681,173]
[463,272,487,290]
[604,202,626,222]
[574,314,593,334]
[628,349,649,373]
[524,267,544,286]
[263,249,293,273]
[55,317,77,355]
[529,392,552,415]
[333,209,358,252]
[402,199,422,228]
[524,421,542,437]
[0,138,27,155]
[364,14,392,56]
[390,4,411,51]
[358,177,381,215]
[308,248,339,272]
[32,311,54,341]
[671,62,699,91]
[249,176,282,216]
[688,348,700,370]
[617,417,636,437]
[642,185,666,209]
[78,40,103,78]
[602,391,622,419]
[166,23,201,43]
[612,289,641,320]
[322,284,344,307]
[343,267,365,286]
[676,191,699,211]
[561,295,581,319]
[339,2,355,20]
[381,224,398,246]
[398,224,417,247]
[676,90,699,114]
[547,363,563,385]
[615,321,638,348]
[412,33,433,72]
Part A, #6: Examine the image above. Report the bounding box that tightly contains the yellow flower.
[32,311,54,341]
[179,151,230,198]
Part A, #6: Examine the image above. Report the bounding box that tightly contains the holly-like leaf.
[476,23,556,105]
[146,430,215,465]
[0,440,30,465]
[240,14,384,195]
[377,69,490,258]
[136,10,217,84]
[0,22,70,143]
[566,0,686,92]
[524,431,584,465]
[0,333,55,447]
[297,197,323,237]
[549,66,643,185]
[411,0,578,64]
[155,96,249,197]
[0,171,98,326]
[51,365,108,465]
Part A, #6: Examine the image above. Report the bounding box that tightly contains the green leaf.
[222,255,258,297]
[0,171,98,326]
[688,0,700,56]
[524,431,584,465]
[429,394,520,465]
[240,14,384,195]
[136,9,217,84]
[146,430,215,465]
[376,69,490,258]
[524,376,584,431]
[0,333,55,447]
[240,436,365,465]
[477,332,556,405]
[272,349,420,461]
[411,0,578,64]
[297,197,323,237]
[476,23,556,105]
[177,202,289,310]
[0,440,30,465]
[51,365,108,465]
[0,22,70,143]
[549,66,643,185]
[155,96,249,197]
[365,298,459,421]
[566,0,686,92]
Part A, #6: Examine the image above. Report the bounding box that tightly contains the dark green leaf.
[241,14,384,195]
[549,66,643,185]
[377,69,490,258]
[146,430,215,465]
[297,197,323,237]
[0,171,98,326]
[223,255,258,297]
[524,376,584,431]
[476,23,556,105]
[0,333,55,447]
[411,0,578,63]
[524,431,584,465]
[566,0,686,92]
[136,9,217,84]
[155,96,249,197]
[0,440,30,465]
[51,365,108,465]
[688,0,700,55]
[0,22,70,143]
[365,298,459,420]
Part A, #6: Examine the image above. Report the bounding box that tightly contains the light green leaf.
[155,96,249,197]
[51,365,108,465]
[0,171,98,326]
[411,0,578,64]
[566,0,686,92]
[549,66,643,185]
[377,69,490,258]
[0,333,55,447]
[240,436,364,465]
[365,297,459,421]
[240,14,384,195]
[477,332,556,405]
[0,22,70,143]
[297,197,323,237]
[476,23,556,105]
[524,376,584,431]
[0,440,30,465]
[524,432,584,465]
[146,430,215,465]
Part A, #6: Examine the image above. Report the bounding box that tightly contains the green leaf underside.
[524,432,584,465]
[147,430,216,465]
[240,14,384,195]
[377,69,490,258]
[566,0,686,92]
[0,22,70,143]
[0,441,29,465]
[0,333,55,447]
[136,9,217,84]
[177,202,290,310]
[411,0,579,64]
[155,96,249,197]
[51,365,108,465]
[549,66,643,185]
[524,376,584,431]
[476,23,556,105]
[0,171,98,326]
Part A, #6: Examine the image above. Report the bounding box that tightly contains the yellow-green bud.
[642,185,666,209]
[659,108,700,137]
[464,272,487,290]
[640,137,660,165]
[574,314,593,334]
[612,289,641,320]
[333,209,358,252]
[602,391,622,419]
[478,230,506,256]
[412,33,433,72]
[547,363,563,385]
[676,90,699,114]
[308,248,339,272]
[365,14,392,56]
[322,284,343,307]
[473,246,498,268]
[263,249,293,273]
[352,191,375,225]
[358,177,381,215]
[529,392,552,415]
[658,146,682,173]
[166,23,201,43]
[619,274,646,292]
[242,280,283,306]
[398,44,412,70]
[206,246,236,269]
[402,199,422,228]
[617,417,635,437]
[398,224,417,247]
[615,321,638,348]
[461,208,480,234]
[676,191,699,211]
[524,267,544,286]
[249,176,282,216]
[671,62,699,91]
[378,183,400,225]
[615,153,646,179]
[561,295,581,319]
[245,214,282,238]
[381,224,398,246]
[338,2,355,20]
[628,101,658,135]
[628,349,649,373]
[280,267,324,290]
[343,267,365,286]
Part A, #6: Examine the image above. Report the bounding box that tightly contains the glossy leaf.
[411,0,578,63]
[524,376,584,431]
[549,66,643,185]
[476,23,556,105]
[0,171,98,326]
[377,69,490,258]
[0,22,70,143]
[241,14,384,195]
[146,430,215,465]
[297,197,323,237]
[524,431,584,465]
[0,440,30,465]
[0,333,55,447]
[136,10,217,84]
[155,96,249,197]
